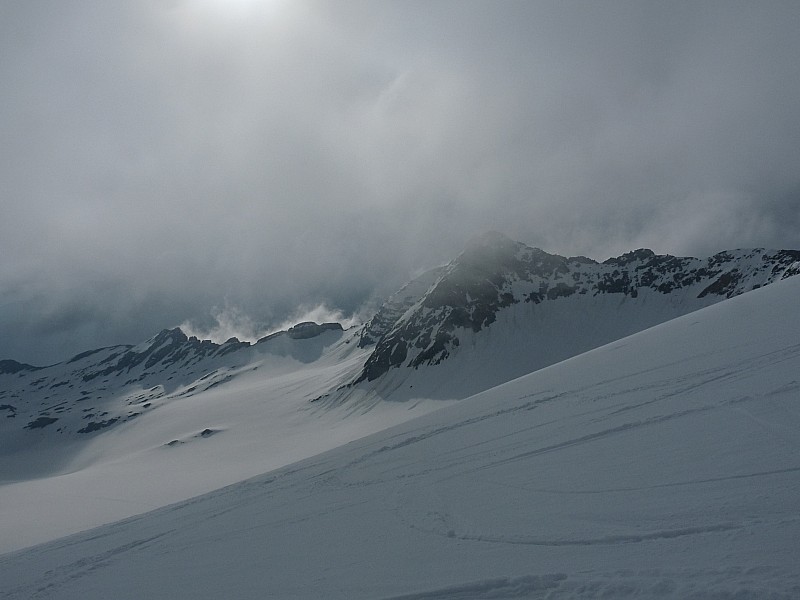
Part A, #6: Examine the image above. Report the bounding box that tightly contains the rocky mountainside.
[351,231,800,390]
[3,232,799,438]
[0,322,346,448]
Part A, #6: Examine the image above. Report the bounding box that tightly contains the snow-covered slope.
[0,323,349,449]
[1,235,799,556]
[0,325,450,552]
[2,263,799,599]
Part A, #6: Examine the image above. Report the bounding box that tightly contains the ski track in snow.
[380,573,569,599]
[380,569,799,600]
[500,465,800,496]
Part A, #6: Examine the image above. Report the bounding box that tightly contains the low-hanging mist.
[2,1,799,364]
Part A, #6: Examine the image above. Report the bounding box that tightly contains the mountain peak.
[603,248,658,266]
[352,240,800,388]
[156,327,188,344]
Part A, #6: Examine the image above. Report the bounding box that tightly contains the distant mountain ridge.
[0,359,42,375]
[351,232,800,388]
[0,320,347,444]
[2,232,799,438]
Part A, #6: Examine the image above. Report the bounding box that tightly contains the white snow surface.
[1,274,799,598]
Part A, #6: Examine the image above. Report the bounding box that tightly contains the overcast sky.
[2,0,799,364]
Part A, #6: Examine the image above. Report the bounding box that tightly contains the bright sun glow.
[172,0,293,35]
[192,0,286,19]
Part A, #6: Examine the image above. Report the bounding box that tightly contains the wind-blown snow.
[2,273,799,598]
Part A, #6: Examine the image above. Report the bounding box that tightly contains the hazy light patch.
[179,0,292,24]
[275,303,361,331]
[271,303,362,333]
[631,191,777,258]
[179,304,268,344]
[3,2,800,365]
[180,302,361,345]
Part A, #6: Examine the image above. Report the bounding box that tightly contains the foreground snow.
[2,276,799,598]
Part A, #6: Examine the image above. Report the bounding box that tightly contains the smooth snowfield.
[2,277,800,598]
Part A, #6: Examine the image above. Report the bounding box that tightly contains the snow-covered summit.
[350,234,800,394]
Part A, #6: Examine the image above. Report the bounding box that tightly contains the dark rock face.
[358,232,556,382]
[287,322,343,340]
[358,267,446,348]
[258,322,344,344]
[603,248,656,267]
[78,418,119,434]
[25,416,58,429]
[81,328,251,383]
[355,234,800,383]
[771,249,800,279]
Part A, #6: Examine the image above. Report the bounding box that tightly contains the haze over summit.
[2,1,800,365]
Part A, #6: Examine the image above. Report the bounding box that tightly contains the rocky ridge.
[0,321,344,441]
[3,232,800,438]
[354,232,800,383]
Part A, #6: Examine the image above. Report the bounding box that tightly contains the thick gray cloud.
[2,0,799,364]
